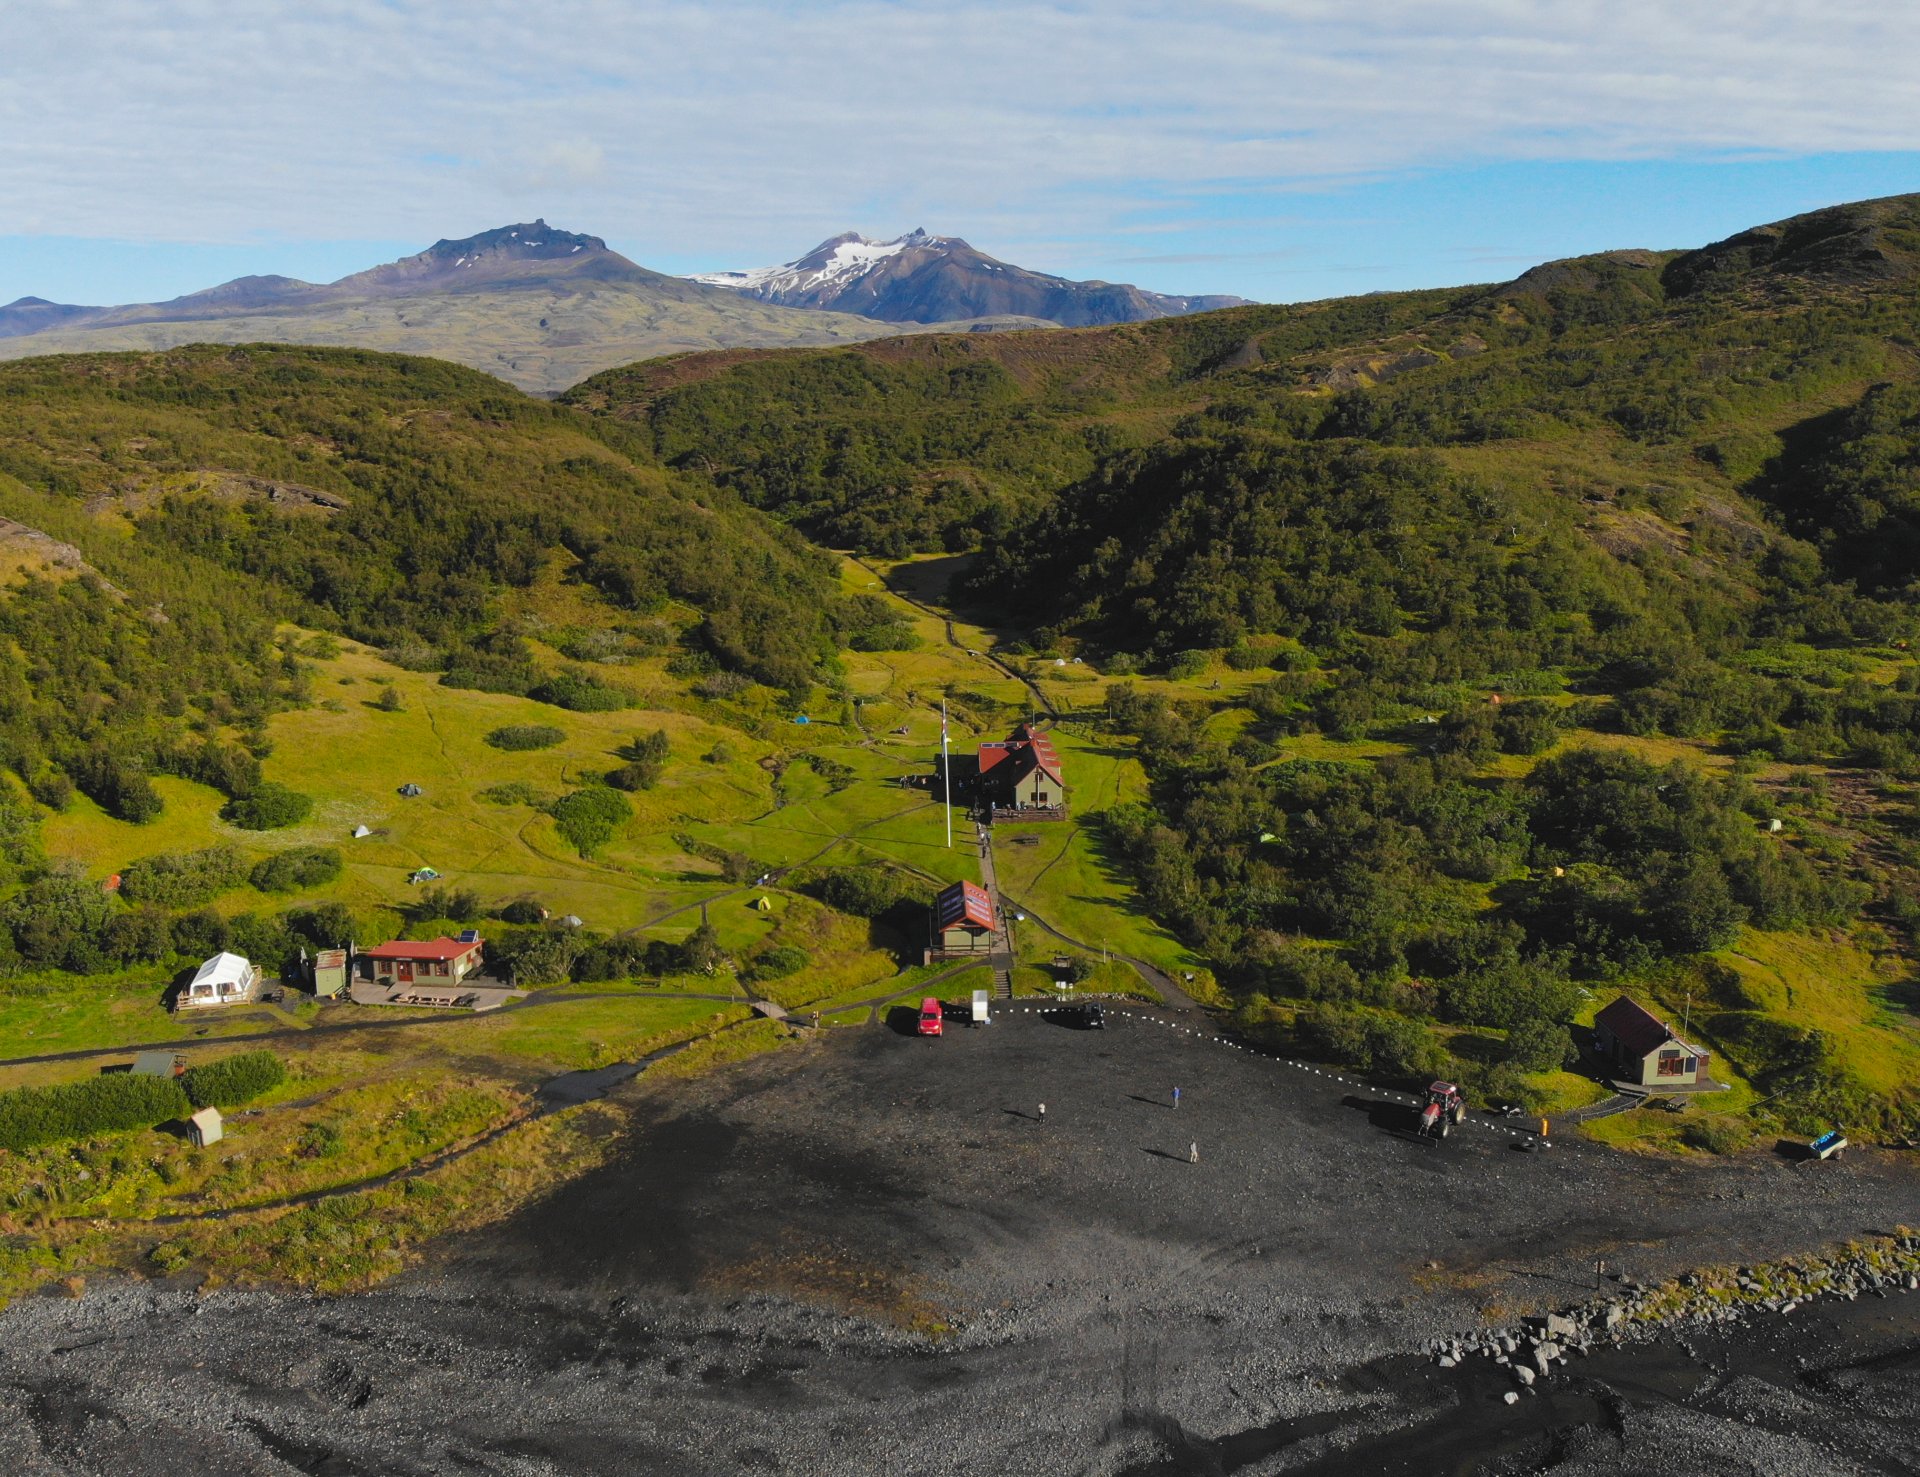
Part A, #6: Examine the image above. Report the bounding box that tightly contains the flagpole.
[941,699,952,849]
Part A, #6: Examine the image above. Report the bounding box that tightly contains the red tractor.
[1415,1081,1466,1141]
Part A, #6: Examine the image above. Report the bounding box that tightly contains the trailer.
[1809,1129,1848,1161]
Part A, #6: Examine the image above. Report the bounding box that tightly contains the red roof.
[976,725,1064,786]
[934,880,995,931]
[977,742,1016,775]
[365,936,484,962]
[1594,995,1682,1057]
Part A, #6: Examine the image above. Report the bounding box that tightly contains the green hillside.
[562,193,1920,1140]
[3,191,1920,1304]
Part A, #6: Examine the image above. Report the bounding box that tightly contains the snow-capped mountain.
[689,229,1250,327]
[0,222,912,394]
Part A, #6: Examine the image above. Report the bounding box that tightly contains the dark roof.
[1595,995,1680,1057]
[933,880,995,931]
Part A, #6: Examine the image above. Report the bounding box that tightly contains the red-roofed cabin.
[975,724,1065,813]
[931,880,996,956]
[363,934,485,988]
[1593,995,1707,1087]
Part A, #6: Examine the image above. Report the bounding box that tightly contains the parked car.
[1057,1002,1105,1029]
[917,997,944,1037]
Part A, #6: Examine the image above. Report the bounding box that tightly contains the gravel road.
[1,1008,1915,1474]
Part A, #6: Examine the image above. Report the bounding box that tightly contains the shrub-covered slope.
[571,193,1920,1135]
[0,344,844,829]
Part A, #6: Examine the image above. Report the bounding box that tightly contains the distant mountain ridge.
[0,223,690,340]
[689,229,1251,326]
[0,222,927,393]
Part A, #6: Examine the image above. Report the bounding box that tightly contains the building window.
[1657,1050,1686,1077]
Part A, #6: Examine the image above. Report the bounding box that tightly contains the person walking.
[1172,1086,1181,1110]
[1188,1141,1198,1165]
[1038,1102,1046,1121]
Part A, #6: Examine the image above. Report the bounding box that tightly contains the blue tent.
[792,714,810,725]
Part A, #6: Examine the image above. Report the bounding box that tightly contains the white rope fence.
[1015,1004,1545,1142]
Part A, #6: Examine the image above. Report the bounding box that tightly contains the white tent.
[352,824,372,838]
[183,951,257,1007]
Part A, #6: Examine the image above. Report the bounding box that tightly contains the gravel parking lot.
[2,1006,1916,1474]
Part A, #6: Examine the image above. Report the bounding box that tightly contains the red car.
[917,998,944,1037]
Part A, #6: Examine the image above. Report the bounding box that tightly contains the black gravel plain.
[2,1007,1916,1475]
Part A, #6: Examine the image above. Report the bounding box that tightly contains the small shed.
[132,1050,186,1078]
[930,881,996,956]
[1593,996,1709,1087]
[186,1107,223,1147]
[311,947,350,998]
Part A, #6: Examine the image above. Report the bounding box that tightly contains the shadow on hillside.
[867,911,921,968]
[1882,977,1920,1016]
[881,553,975,607]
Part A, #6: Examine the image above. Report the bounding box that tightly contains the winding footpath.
[846,554,1060,720]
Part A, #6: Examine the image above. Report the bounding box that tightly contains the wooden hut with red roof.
[362,932,486,989]
[929,880,997,959]
[1593,995,1708,1087]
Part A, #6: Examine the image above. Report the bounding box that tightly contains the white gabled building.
[181,951,259,1008]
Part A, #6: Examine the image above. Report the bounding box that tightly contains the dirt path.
[41,1026,740,1229]
[999,891,1198,1010]
[0,987,743,1072]
[848,554,1059,720]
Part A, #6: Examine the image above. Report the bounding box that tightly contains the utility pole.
[941,698,952,850]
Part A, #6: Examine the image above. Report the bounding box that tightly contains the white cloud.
[505,139,608,192]
[1,1,1917,272]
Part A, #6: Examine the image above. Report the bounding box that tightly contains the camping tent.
[398,783,422,797]
[182,952,257,1007]
[352,824,372,838]
[752,896,773,912]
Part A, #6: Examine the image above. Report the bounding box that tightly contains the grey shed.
[132,1050,184,1078]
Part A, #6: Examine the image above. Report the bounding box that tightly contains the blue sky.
[3,2,1918,307]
